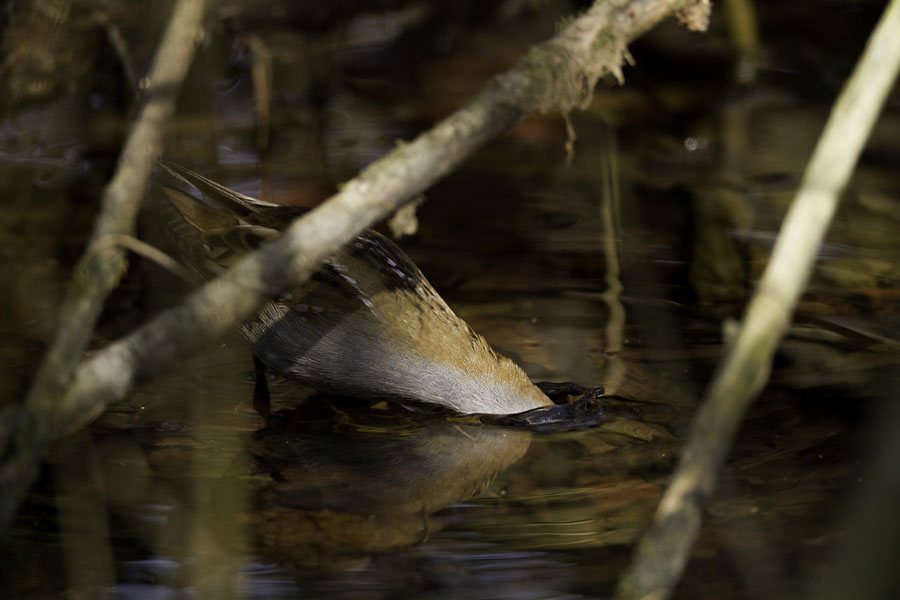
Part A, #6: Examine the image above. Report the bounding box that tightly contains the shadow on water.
[1,0,899,598]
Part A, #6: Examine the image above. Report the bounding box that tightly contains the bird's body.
[160,162,552,414]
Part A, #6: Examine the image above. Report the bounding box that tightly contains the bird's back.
[159,162,551,414]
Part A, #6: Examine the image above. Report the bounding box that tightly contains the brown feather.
[159,163,552,414]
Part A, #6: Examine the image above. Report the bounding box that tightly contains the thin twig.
[244,33,273,154]
[98,12,142,103]
[598,122,627,392]
[615,1,900,597]
[89,234,197,284]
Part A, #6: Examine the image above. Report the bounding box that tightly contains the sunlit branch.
[0,0,709,533]
[64,0,709,440]
[615,1,900,597]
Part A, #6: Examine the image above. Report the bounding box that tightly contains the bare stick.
[25,0,207,429]
[615,1,900,598]
[89,234,196,284]
[0,0,207,530]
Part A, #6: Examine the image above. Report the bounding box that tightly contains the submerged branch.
[615,1,900,598]
[0,0,208,531]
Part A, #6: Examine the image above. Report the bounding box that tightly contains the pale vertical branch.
[615,1,900,598]
[598,123,627,392]
[25,0,207,435]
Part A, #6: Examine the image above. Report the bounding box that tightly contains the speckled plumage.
[159,162,551,414]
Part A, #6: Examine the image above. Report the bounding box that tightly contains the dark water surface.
[1,1,898,598]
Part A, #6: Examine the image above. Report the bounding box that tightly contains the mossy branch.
[0,0,709,533]
[60,0,708,427]
[0,0,208,532]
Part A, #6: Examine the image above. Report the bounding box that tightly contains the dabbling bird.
[159,162,554,415]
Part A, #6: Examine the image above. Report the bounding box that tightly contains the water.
[1,1,898,598]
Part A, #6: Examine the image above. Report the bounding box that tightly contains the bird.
[158,161,555,415]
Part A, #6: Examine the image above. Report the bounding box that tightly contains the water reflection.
[82,387,541,595]
[245,396,532,566]
[66,377,682,599]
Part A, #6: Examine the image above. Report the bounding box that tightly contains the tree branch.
[63,0,707,430]
[1,0,208,532]
[1,0,708,533]
[615,1,900,597]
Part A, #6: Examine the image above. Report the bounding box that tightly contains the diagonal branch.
[1,0,709,533]
[1,0,208,531]
[63,0,708,429]
[614,0,900,597]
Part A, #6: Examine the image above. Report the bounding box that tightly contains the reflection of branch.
[1,0,709,531]
[243,33,273,154]
[0,0,208,531]
[615,2,900,598]
[598,123,627,392]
